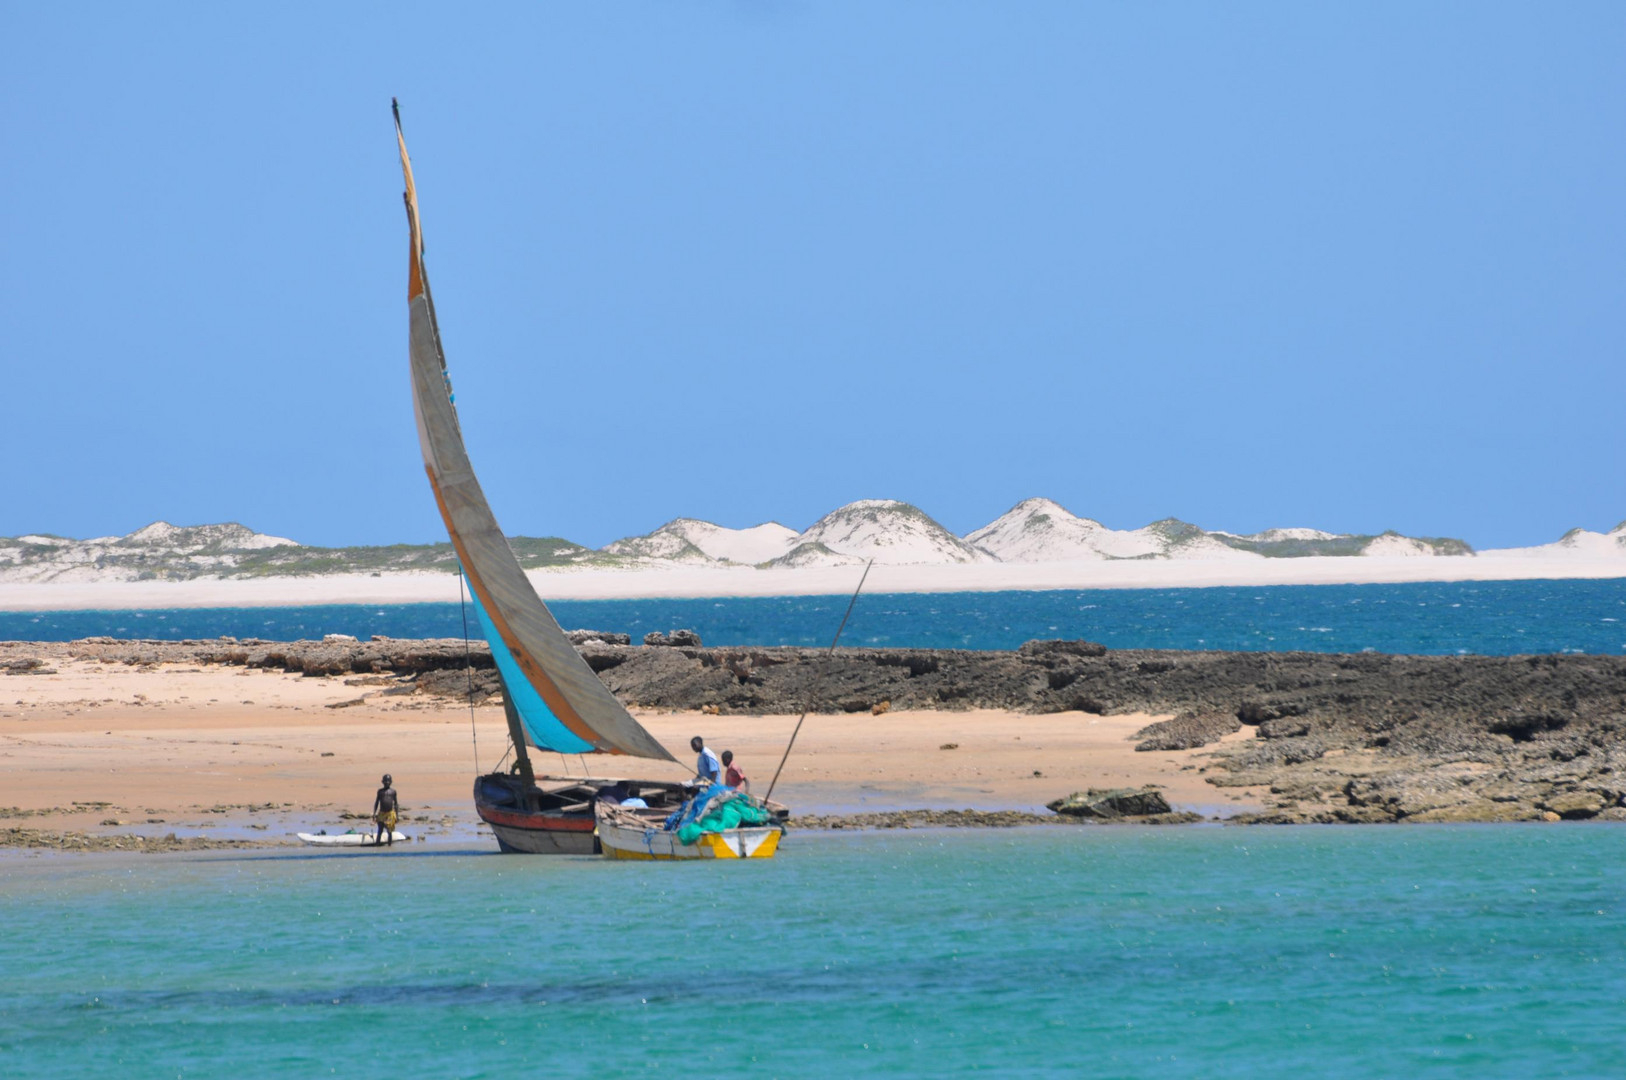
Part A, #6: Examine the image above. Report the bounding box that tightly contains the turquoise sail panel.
[467,584,596,755]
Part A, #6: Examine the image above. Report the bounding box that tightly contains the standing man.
[373,774,399,846]
[690,736,721,786]
[722,749,750,793]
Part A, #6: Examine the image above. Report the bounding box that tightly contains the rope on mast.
[763,560,873,804]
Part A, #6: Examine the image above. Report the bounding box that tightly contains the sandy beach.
[0,655,1263,847]
[0,551,1621,612]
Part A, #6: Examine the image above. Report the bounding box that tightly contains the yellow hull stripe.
[599,827,782,860]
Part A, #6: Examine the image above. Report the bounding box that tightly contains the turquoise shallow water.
[3,826,1622,1077]
[4,579,1625,654]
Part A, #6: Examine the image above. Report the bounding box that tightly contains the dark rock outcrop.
[3,658,55,676]
[1048,787,1173,819]
[643,629,702,647]
[793,807,1199,829]
[0,828,282,852]
[795,809,1069,830]
[1018,639,1108,659]
[567,630,632,646]
[1134,712,1241,751]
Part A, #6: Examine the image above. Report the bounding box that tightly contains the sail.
[393,103,674,763]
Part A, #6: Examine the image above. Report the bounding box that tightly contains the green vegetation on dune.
[1210,531,1475,558]
[228,542,459,578]
[1220,535,1372,558]
[1412,535,1475,556]
[0,533,611,581]
[1145,518,1205,544]
[230,536,602,578]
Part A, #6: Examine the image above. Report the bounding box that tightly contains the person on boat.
[722,749,750,793]
[690,736,722,786]
[373,774,399,846]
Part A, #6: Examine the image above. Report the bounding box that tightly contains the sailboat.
[393,102,755,854]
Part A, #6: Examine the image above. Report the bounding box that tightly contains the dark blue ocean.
[2,578,1622,654]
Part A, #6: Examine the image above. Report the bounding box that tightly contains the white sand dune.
[1360,533,1441,557]
[787,499,994,565]
[1490,524,1626,559]
[4,511,1620,611]
[604,518,799,564]
[1,551,1621,611]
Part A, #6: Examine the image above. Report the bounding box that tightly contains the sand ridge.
[1,548,1623,611]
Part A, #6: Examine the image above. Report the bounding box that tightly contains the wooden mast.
[498,675,537,788]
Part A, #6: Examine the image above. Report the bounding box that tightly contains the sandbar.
[0,656,1262,847]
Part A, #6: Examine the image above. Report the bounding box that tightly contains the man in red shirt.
[721,749,749,792]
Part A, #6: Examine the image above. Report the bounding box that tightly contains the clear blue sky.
[3,3,1621,550]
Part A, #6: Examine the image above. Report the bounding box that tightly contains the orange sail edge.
[393,104,427,302]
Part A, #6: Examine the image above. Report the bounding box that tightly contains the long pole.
[763,560,872,804]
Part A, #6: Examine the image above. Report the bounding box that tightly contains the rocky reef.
[19,635,1626,824]
[0,828,282,852]
[1047,787,1199,824]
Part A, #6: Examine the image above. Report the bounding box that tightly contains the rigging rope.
[457,565,481,774]
[763,560,872,803]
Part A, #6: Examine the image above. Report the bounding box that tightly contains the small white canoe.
[297,830,408,846]
[595,802,779,860]
[598,819,780,860]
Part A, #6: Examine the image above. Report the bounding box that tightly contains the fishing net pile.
[664,784,772,845]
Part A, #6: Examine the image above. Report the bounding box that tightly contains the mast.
[498,675,536,787]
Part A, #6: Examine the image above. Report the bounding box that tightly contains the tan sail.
[394,102,674,763]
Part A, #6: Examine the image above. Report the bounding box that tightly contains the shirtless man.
[373,774,399,846]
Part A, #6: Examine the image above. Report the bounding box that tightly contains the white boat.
[595,791,782,861]
[297,830,408,847]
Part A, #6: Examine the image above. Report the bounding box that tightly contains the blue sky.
[3,3,1621,550]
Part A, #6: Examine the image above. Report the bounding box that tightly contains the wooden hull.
[472,772,693,855]
[474,772,791,856]
[478,805,600,855]
[597,818,782,860]
[474,774,600,854]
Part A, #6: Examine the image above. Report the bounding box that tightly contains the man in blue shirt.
[690,735,721,785]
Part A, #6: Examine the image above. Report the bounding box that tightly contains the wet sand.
[0,657,1265,847]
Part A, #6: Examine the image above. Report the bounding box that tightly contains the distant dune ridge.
[604,519,799,566]
[0,523,301,583]
[1,500,1622,584]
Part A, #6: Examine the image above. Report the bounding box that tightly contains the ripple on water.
[0,827,1622,1077]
